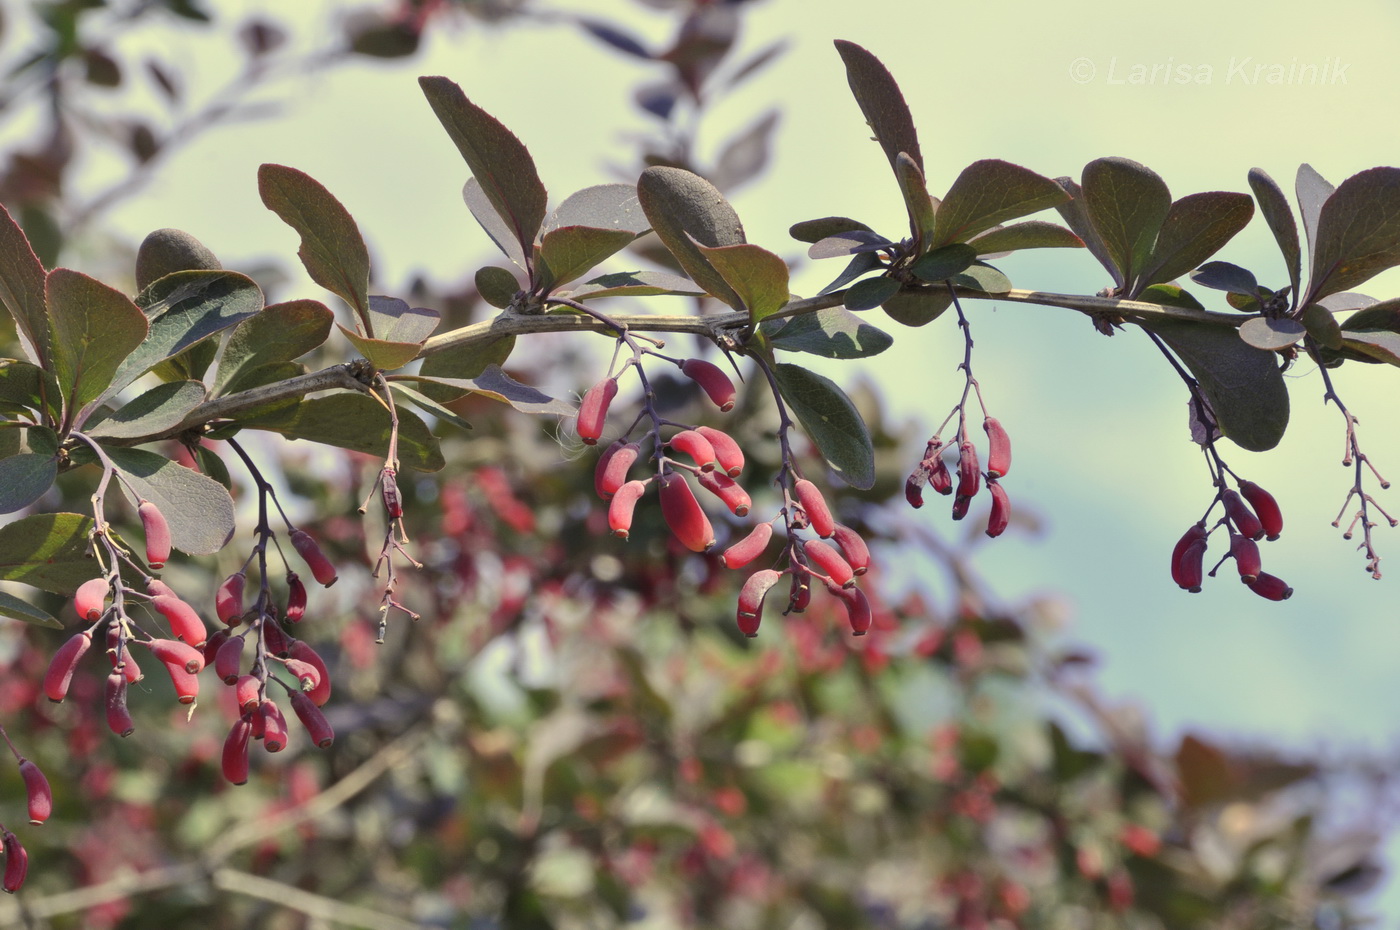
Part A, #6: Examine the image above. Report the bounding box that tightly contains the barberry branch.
[1317,357,1394,579]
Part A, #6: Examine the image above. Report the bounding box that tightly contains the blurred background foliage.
[0,1,1392,927]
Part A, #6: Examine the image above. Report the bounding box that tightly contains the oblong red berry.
[658,473,714,552]
[951,494,972,521]
[905,469,926,509]
[106,671,135,737]
[1178,539,1207,593]
[259,700,288,753]
[285,573,307,623]
[288,640,331,706]
[830,524,870,575]
[668,429,717,472]
[986,480,1010,538]
[1247,572,1293,601]
[835,585,872,636]
[1231,533,1262,583]
[1239,480,1283,540]
[150,594,208,647]
[2,831,27,894]
[234,674,261,715]
[983,417,1011,479]
[215,636,246,684]
[216,572,246,625]
[577,376,618,445]
[736,569,782,636]
[794,479,835,538]
[283,657,322,692]
[595,441,640,500]
[164,661,200,705]
[290,529,338,587]
[203,628,231,668]
[290,690,335,749]
[222,715,253,785]
[20,759,51,824]
[74,577,109,622]
[608,480,648,540]
[804,539,854,588]
[723,523,773,570]
[1221,489,1264,541]
[138,499,171,569]
[696,427,744,477]
[930,455,953,496]
[680,358,736,412]
[149,638,205,675]
[787,569,812,613]
[697,471,751,517]
[1170,524,1209,589]
[44,631,93,703]
[263,621,290,658]
[956,440,980,499]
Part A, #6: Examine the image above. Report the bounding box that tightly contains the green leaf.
[338,296,439,371]
[696,242,790,324]
[87,380,207,440]
[240,393,445,471]
[0,590,60,629]
[0,512,96,595]
[1341,331,1400,366]
[0,358,59,418]
[1247,168,1301,300]
[773,362,875,489]
[1137,192,1254,291]
[895,153,935,245]
[910,244,978,283]
[568,270,705,301]
[538,226,638,291]
[476,266,521,309]
[215,298,334,396]
[1302,303,1344,350]
[0,426,58,514]
[220,362,307,409]
[386,381,474,434]
[789,216,874,244]
[397,365,575,417]
[1080,157,1172,291]
[45,268,148,425]
[543,183,649,236]
[808,230,892,260]
[765,306,893,359]
[951,262,1011,295]
[966,221,1083,255]
[1340,298,1400,333]
[882,287,952,327]
[1136,284,1204,310]
[843,276,900,311]
[195,444,232,491]
[833,40,923,175]
[1308,167,1400,301]
[258,163,371,331]
[1141,318,1290,451]
[819,252,883,297]
[1055,177,1123,289]
[1189,261,1259,297]
[636,166,746,310]
[419,76,549,260]
[105,445,235,555]
[114,270,264,397]
[0,204,50,366]
[418,335,517,404]
[932,160,1069,247]
[1239,316,1304,350]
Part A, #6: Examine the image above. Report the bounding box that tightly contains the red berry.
[830,524,870,575]
[983,417,1011,479]
[164,659,201,705]
[696,426,744,477]
[1239,480,1283,540]
[138,499,171,569]
[107,626,143,684]
[904,471,926,509]
[722,523,773,570]
[263,621,290,658]
[216,572,246,625]
[787,569,812,613]
[74,577,109,622]
[234,675,261,715]
[283,657,322,692]
[149,638,205,675]
[680,358,736,412]
[1231,533,1262,583]
[608,480,648,540]
[1178,540,1207,593]
[956,440,980,498]
[259,700,289,753]
[1221,489,1264,541]
[150,593,208,647]
[44,631,93,703]
[222,715,253,785]
[697,470,751,517]
[290,529,338,587]
[986,480,1010,538]
[285,573,307,623]
[215,636,245,684]
[595,441,640,500]
[736,569,782,636]
[577,376,618,445]
[804,539,854,588]
[1247,571,1293,601]
[668,429,717,472]
[203,628,231,668]
[20,759,51,824]
[105,671,135,737]
[794,478,835,538]
[658,472,715,552]
[833,585,872,635]
[290,690,335,748]
[288,640,331,706]
[951,494,972,521]
[1170,524,1208,590]
[2,831,27,894]
[929,454,953,496]
[381,467,404,519]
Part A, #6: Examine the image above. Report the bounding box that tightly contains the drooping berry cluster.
[907,416,1012,537]
[0,728,52,893]
[1170,479,1290,599]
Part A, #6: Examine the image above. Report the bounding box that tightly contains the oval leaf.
[844,275,901,311]
[539,225,638,291]
[0,512,96,595]
[106,445,236,555]
[1309,167,1400,301]
[951,262,1011,295]
[966,221,1083,255]
[773,362,875,489]
[418,335,516,403]
[1247,168,1301,299]
[696,242,790,324]
[765,306,893,359]
[910,244,977,283]
[808,230,892,260]
[1189,261,1259,297]
[1239,316,1305,350]
[45,269,149,425]
[833,40,922,175]
[1302,303,1344,350]
[882,287,952,327]
[790,216,874,244]
[88,380,207,439]
[543,183,648,235]
[1081,157,1172,290]
[0,590,60,629]
[636,166,747,310]
[476,266,521,309]
[932,160,1069,247]
[1136,192,1254,292]
[215,298,334,396]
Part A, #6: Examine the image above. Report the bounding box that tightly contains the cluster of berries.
[1170,480,1290,599]
[582,355,873,637]
[0,755,50,892]
[906,417,1012,537]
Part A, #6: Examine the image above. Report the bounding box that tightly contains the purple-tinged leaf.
[241,393,444,471]
[808,230,892,260]
[790,216,874,244]
[1248,168,1301,300]
[718,38,787,93]
[46,269,148,426]
[1239,316,1305,350]
[882,287,952,327]
[568,270,704,300]
[697,242,790,324]
[1081,158,1172,291]
[1136,192,1254,292]
[1190,261,1259,297]
[464,178,528,270]
[966,221,1083,255]
[88,381,207,440]
[1341,331,1400,366]
[0,359,59,420]
[712,110,779,192]
[1308,167,1400,302]
[1295,163,1334,262]
[417,335,516,403]
[843,275,900,311]
[258,164,371,331]
[834,40,922,175]
[215,299,333,396]
[476,266,521,309]
[539,226,638,292]
[933,160,1068,248]
[818,252,882,297]
[636,166,746,310]
[1316,292,1376,313]
[1302,303,1343,350]
[400,365,575,418]
[635,80,681,120]
[1137,285,1205,310]
[896,153,936,246]
[0,203,49,366]
[1055,177,1123,289]
[1340,298,1400,333]
[419,77,548,261]
[338,296,439,371]
[910,244,977,283]
[543,184,649,236]
[576,18,652,59]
